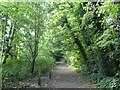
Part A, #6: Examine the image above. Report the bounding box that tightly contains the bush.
[34,56,55,74]
[2,58,30,84]
[97,77,120,89]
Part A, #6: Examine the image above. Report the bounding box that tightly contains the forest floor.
[7,61,96,88]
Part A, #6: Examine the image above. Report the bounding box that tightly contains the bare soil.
[4,61,96,88]
[47,62,96,88]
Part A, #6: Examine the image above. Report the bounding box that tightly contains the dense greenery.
[0,2,55,85]
[0,1,120,89]
[47,2,120,88]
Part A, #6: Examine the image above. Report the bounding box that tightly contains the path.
[5,61,96,88]
[47,61,96,88]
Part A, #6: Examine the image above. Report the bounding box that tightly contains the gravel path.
[4,61,96,88]
[47,62,96,88]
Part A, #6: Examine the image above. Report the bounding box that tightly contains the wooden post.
[38,76,41,86]
[49,71,52,79]
[38,69,41,86]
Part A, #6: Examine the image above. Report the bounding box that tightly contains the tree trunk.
[3,20,16,65]
[73,36,88,67]
[31,57,36,74]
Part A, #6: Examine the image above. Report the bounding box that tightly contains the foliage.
[1,1,120,89]
[64,50,84,73]
[2,58,31,83]
[1,2,55,85]
[46,1,120,89]
[98,77,120,88]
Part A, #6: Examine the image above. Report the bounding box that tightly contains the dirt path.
[6,61,96,88]
[47,62,96,88]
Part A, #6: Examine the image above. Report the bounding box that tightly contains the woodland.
[0,1,120,89]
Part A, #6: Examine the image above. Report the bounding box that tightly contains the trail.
[6,61,96,88]
[47,62,96,88]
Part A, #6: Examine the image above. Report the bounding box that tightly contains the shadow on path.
[5,61,96,88]
[47,61,96,88]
